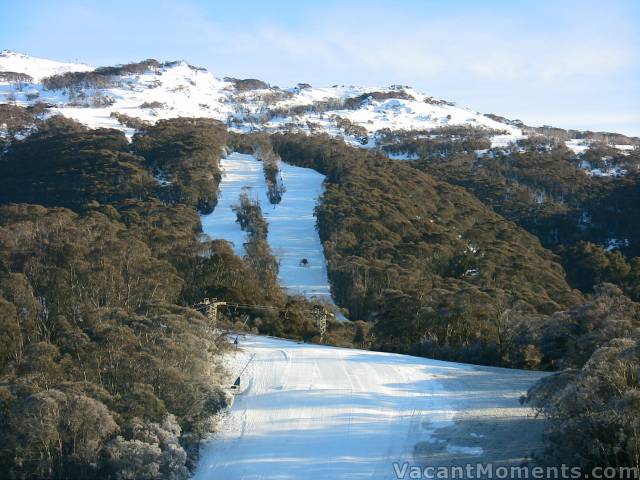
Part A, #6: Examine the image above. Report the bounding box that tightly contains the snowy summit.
[0,51,523,146]
[0,49,92,82]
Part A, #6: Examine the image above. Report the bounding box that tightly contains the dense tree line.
[41,60,163,91]
[132,118,228,213]
[272,133,582,365]
[375,126,499,159]
[414,138,640,254]
[332,116,368,144]
[0,102,48,150]
[0,71,34,84]
[224,78,270,92]
[410,138,640,297]
[0,202,229,479]
[529,337,640,471]
[0,117,156,209]
[560,241,640,300]
[0,116,234,478]
[524,284,640,471]
[109,111,151,131]
[232,192,280,293]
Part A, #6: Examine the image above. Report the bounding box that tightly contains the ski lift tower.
[312,305,332,341]
[201,298,227,325]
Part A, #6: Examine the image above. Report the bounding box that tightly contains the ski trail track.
[195,335,546,480]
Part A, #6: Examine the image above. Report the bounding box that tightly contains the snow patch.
[606,238,630,252]
[446,445,483,456]
[565,139,590,155]
[154,170,172,187]
[386,151,419,161]
[0,50,92,82]
[579,160,627,177]
[615,144,635,152]
[490,132,525,148]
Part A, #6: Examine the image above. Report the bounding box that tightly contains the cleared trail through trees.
[201,152,333,302]
[194,336,546,480]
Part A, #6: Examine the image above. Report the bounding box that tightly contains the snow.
[49,62,233,131]
[587,166,627,177]
[0,50,92,82]
[565,139,590,155]
[606,238,630,252]
[195,335,545,480]
[201,153,334,302]
[566,140,637,156]
[579,160,627,177]
[202,153,264,258]
[446,445,483,456]
[0,51,524,149]
[386,151,420,161]
[282,84,372,105]
[615,144,635,152]
[276,86,522,141]
[490,132,525,148]
[0,55,234,132]
[154,170,172,187]
[9,51,640,163]
[302,91,521,143]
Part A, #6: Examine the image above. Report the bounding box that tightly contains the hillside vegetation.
[0,116,339,479]
[273,134,583,366]
[1,106,639,476]
[410,138,640,300]
[273,132,640,471]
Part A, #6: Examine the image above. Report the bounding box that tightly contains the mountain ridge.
[2,50,637,153]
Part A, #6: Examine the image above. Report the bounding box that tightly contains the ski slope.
[194,336,546,480]
[201,152,333,301]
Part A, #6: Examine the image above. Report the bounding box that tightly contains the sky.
[2,0,639,136]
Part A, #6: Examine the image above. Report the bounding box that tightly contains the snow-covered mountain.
[0,50,523,145]
[1,50,637,158]
[0,50,92,82]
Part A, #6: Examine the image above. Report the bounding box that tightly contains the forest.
[407,133,640,300]
[1,103,639,476]
[273,133,582,363]
[0,114,360,479]
[0,114,234,479]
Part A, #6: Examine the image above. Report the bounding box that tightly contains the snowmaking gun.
[230,353,256,395]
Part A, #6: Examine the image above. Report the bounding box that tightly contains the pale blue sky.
[2,0,639,135]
